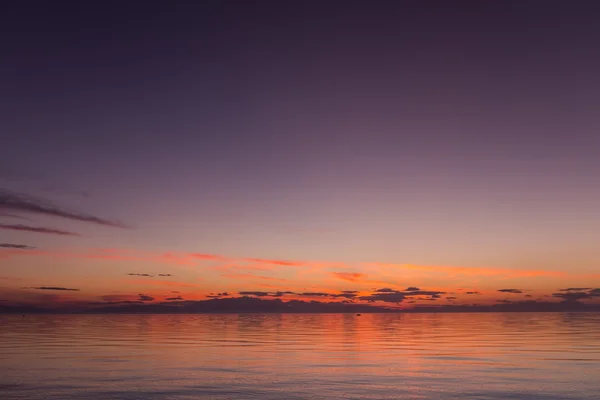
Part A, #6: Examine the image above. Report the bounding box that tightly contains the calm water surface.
[1,313,599,400]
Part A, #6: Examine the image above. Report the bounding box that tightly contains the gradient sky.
[1,1,600,309]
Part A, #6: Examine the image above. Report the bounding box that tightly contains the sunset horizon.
[2,1,600,399]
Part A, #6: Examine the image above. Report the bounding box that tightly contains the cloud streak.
[26,286,80,291]
[0,224,79,235]
[332,272,367,282]
[0,189,127,228]
[0,243,35,249]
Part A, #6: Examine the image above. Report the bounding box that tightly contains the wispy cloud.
[498,289,523,294]
[0,189,127,228]
[0,213,31,220]
[25,286,80,291]
[332,272,367,282]
[239,291,270,297]
[0,243,35,249]
[0,224,79,235]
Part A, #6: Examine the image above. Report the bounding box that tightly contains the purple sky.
[1,1,600,308]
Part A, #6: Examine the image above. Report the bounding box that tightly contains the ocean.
[1,312,599,399]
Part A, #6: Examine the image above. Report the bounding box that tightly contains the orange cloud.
[332,272,367,282]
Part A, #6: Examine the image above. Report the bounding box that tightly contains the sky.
[1,1,600,311]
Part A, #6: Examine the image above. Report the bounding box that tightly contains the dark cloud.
[404,290,446,296]
[358,288,445,304]
[165,296,183,301]
[498,289,523,294]
[0,243,35,249]
[239,291,270,297]
[341,290,359,294]
[206,292,230,298]
[273,291,295,297]
[127,273,154,277]
[497,299,513,304]
[359,292,405,303]
[552,288,600,303]
[552,292,590,302]
[331,293,358,299]
[446,296,457,300]
[0,224,79,236]
[524,294,533,298]
[0,189,127,228]
[299,292,330,297]
[138,294,155,301]
[27,286,80,291]
[466,291,480,295]
[558,288,592,292]
[158,274,172,277]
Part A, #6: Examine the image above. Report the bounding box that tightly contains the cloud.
[239,291,270,297]
[0,243,35,249]
[332,272,367,282]
[374,288,396,293]
[558,288,592,292]
[165,296,183,301]
[0,189,127,228]
[0,224,79,236]
[359,292,406,303]
[94,300,144,305]
[138,294,154,301]
[552,291,592,302]
[273,291,295,297]
[128,273,154,277]
[206,292,230,298]
[0,213,31,220]
[466,291,480,295]
[552,288,600,303]
[299,292,330,297]
[403,290,446,296]
[26,286,80,291]
[357,287,446,304]
[498,289,523,294]
[330,292,358,299]
[158,274,172,277]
